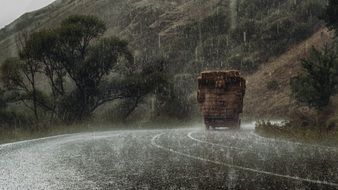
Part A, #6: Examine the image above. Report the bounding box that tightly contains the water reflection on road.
[0,122,337,189]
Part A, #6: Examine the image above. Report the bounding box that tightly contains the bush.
[227,54,242,70]
[227,55,259,73]
[266,80,279,90]
[255,120,338,145]
[291,46,338,110]
[0,110,33,128]
[231,0,325,64]
[322,0,338,36]
[241,58,259,73]
[0,88,6,109]
[155,74,195,120]
[326,116,338,130]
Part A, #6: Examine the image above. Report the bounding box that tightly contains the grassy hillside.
[0,0,227,65]
[0,0,325,69]
[244,29,334,118]
[0,0,328,119]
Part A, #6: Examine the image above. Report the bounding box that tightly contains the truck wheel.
[235,119,241,129]
[204,118,211,130]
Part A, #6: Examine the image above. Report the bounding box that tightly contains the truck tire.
[206,125,210,130]
[204,118,211,130]
[234,119,241,129]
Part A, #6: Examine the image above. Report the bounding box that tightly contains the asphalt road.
[0,123,337,190]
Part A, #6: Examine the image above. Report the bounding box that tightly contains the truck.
[197,70,246,129]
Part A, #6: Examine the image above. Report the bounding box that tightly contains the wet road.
[0,123,337,190]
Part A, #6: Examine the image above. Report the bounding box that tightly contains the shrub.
[255,120,338,145]
[291,46,338,110]
[227,54,259,73]
[266,80,279,90]
[227,54,242,70]
[155,74,195,120]
[0,88,6,109]
[322,0,338,36]
[0,110,33,128]
[232,0,324,64]
[241,58,259,73]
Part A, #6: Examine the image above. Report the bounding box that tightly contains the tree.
[53,16,132,120]
[291,46,338,110]
[0,57,46,121]
[10,15,131,121]
[0,58,25,91]
[18,30,65,121]
[91,57,169,119]
[17,27,129,121]
[2,15,169,123]
[17,32,44,121]
[322,0,338,36]
[57,36,135,121]
[0,88,6,110]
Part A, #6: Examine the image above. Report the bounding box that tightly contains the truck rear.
[197,70,246,129]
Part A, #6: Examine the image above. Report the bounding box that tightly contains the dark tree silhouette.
[322,0,338,36]
[1,15,168,122]
[291,46,338,110]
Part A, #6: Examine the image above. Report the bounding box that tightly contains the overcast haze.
[0,0,55,29]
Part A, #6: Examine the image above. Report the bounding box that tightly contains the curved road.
[0,123,337,190]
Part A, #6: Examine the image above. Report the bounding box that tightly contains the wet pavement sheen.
[0,124,337,190]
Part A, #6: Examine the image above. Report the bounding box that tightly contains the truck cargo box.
[197,70,246,129]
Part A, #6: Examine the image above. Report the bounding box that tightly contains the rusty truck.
[197,70,246,129]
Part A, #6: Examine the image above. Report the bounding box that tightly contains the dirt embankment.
[244,28,333,119]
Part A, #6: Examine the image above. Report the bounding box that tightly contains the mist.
[0,0,55,28]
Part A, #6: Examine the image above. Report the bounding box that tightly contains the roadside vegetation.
[0,119,196,145]
[266,80,280,91]
[0,0,334,144]
[0,15,202,144]
[185,0,326,73]
[256,0,338,144]
[0,16,173,137]
[256,121,338,146]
